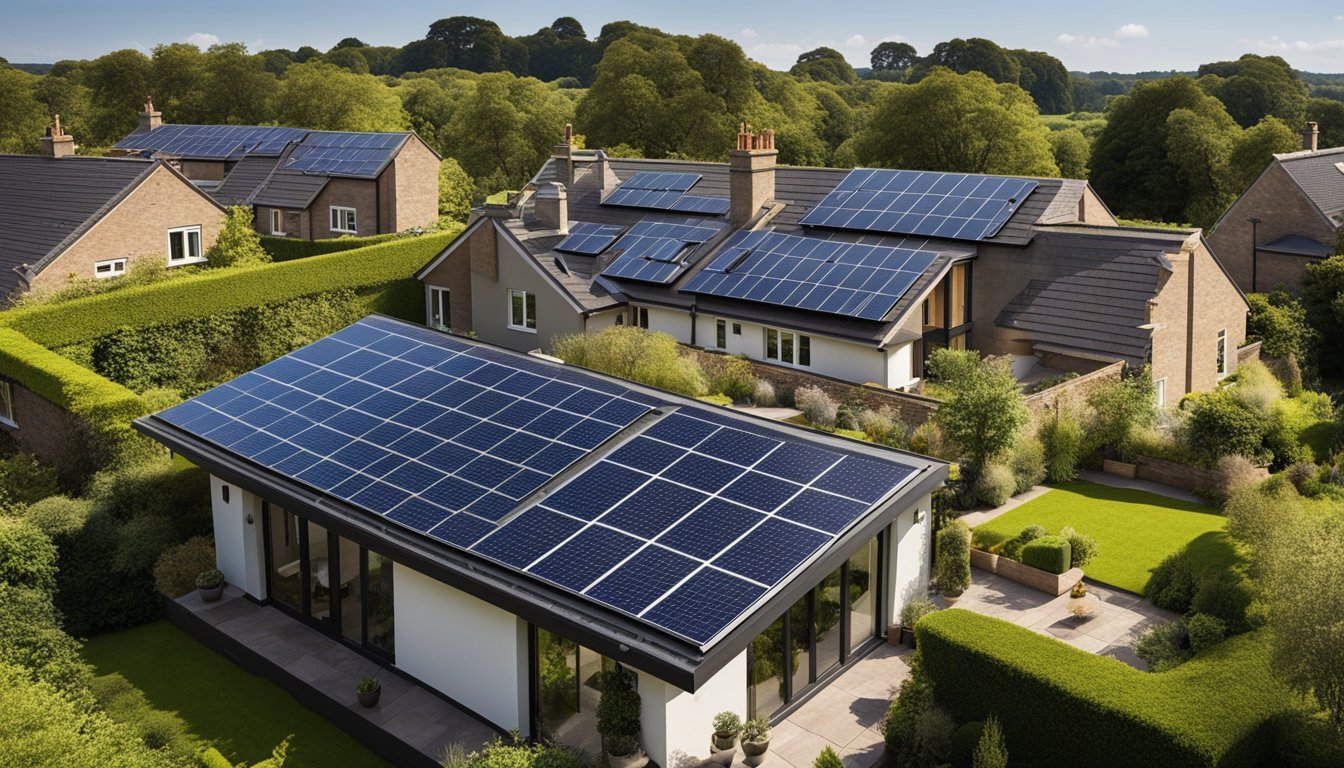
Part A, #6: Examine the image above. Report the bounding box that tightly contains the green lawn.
[82,621,389,768]
[969,480,1241,594]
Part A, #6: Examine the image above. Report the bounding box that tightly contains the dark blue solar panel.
[472,507,585,569]
[683,230,940,321]
[607,437,686,475]
[599,218,723,285]
[114,124,307,159]
[586,546,700,615]
[599,478,708,538]
[719,471,802,511]
[698,428,780,466]
[543,463,649,520]
[642,411,719,447]
[284,131,406,178]
[668,195,731,215]
[428,512,496,548]
[811,455,914,502]
[528,526,643,592]
[656,498,764,560]
[386,497,452,533]
[776,489,871,534]
[660,453,743,493]
[713,517,832,584]
[554,222,626,255]
[642,568,766,645]
[621,172,702,191]
[800,169,1038,241]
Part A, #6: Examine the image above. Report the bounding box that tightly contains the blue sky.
[4,0,1344,73]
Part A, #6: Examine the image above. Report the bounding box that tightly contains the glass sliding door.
[534,627,606,756]
[340,539,363,644]
[748,616,786,718]
[813,567,844,678]
[265,503,302,613]
[366,551,395,657]
[848,539,878,654]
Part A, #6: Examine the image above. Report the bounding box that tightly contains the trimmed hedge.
[1,228,459,349]
[1021,535,1071,574]
[917,610,1297,768]
[260,231,401,261]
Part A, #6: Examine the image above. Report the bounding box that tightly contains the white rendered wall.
[637,304,693,342]
[209,475,266,599]
[635,651,748,768]
[695,314,888,386]
[586,309,623,333]
[885,342,918,390]
[394,565,530,734]
[888,494,933,629]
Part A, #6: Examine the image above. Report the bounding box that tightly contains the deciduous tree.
[870,42,917,73]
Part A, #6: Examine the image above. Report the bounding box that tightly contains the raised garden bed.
[970,548,1084,595]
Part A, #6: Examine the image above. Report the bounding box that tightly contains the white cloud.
[1115,23,1149,39]
[1056,33,1119,49]
[740,28,759,39]
[186,32,219,47]
[846,34,866,48]
[1251,35,1344,52]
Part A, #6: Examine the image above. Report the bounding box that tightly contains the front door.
[431,287,451,331]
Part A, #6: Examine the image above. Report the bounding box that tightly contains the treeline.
[2,15,1344,228]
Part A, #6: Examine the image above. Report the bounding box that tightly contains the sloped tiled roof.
[212,155,281,206]
[1274,146,1344,224]
[250,172,330,210]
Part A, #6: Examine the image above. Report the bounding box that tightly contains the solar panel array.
[114,125,307,159]
[800,169,1039,242]
[600,219,723,284]
[601,171,731,216]
[284,132,407,178]
[554,222,627,255]
[682,230,940,321]
[155,316,922,648]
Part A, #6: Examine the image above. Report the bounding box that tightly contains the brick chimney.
[138,96,162,132]
[39,115,75,158]
[535,182,569,234]
[551,123,574,186]
[728,124,777,226]
[1302,121,1319,152]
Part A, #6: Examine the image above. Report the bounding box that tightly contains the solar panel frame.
[553,222,627,255]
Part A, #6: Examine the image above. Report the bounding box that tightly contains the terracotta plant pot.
[942,590,963,606]
[198,584,224,603]
[712,732,737,752]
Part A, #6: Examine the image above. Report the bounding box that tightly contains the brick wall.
[1237,340,1262,367]
[30,164,226,292]
[1023,360,1125,422]
[0,381,96,478]
[1134,455,1268,496]
[389,136,440,232]
[310,178,379,238]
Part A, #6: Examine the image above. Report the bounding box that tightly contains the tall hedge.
[260,231,401,261]
[917,610,1296,768]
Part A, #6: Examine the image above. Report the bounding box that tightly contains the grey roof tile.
[1274,146,1344,221]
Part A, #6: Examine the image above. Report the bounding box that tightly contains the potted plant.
[356,676,381,708]
[933,520,971,605]
[898,600,937,648]
[1067,581,1095,621]
[597,666,647,768]
[196,569,225,602]
[711,711,742,752]
[740,717,771,766]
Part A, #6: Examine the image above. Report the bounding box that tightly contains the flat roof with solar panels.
[134,315,944,685]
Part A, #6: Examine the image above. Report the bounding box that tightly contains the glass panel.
[789,593,811,688]
[526,293,537,329]
[366,551,395,655]
[949,264,968,326]
[306,521,334,628]
[848,538,877,654]
[188,229,201,259]
[748,615,786,718]
[781,332,795,365]
[331,208,340,229]
[766,329,778,359]
[169,231,185,261]
[799,335,811,367]
[511,291,524,326]
[266,505,302,613]
[1,382,13,422]
[537,631,606,755]
[340,539,362,644]
[433,289,451,331]
[814,567,843,677]
[716,319,726,348]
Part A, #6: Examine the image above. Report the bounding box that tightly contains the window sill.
[331,229,358,235]
[168,257,207,267]
[508,325,538,334]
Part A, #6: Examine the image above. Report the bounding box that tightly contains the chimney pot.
[139,96,162,133]
[1303,121,1319,152]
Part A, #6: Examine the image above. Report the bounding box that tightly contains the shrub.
[260,231,403,261]
[856,406,907,448]
[900,599,937,629]
[1021,535,1071,574]
[0,518,58,594]
[751,378,776,407]
[153,537,216,599]
[90,672,194,757]
[1228,362,1283,416]
[912,707,955,764]
[1186,613,1228,654]
[1185,392,1267,465]
[1147,552,1200,613]
[1060,526,1099,569]
[21,495,92,543]
[1008,437,1046,495]
[973,461,1016,507]
[1247,292,1310,361]
[998,525,1046,562]
[553,327,708,398]
[205,206,271,268]
[741,716,769,743]
[934,520,971,595]
[933,356,1029,470]
[950,721,983,768]
[0,452,60,508]
[595,666,641,755]
[925,348,981,389]
[1136,618,1192,671]
[795,386,838,429]
[918,610,1294,768]
[712,711,742,736]
[195,569,224,590]
[883,652,934,761]
[0,582,92,695]
[910,420,957,460]
[706,355,756,402]
[1285,461,1323,497]
[1039,406,1084,482]
[813,746,843,768]
[1192,572,1253,633]
[973,714,1008,768]
[1085,368,1158,458]
[1213,455,1263,506]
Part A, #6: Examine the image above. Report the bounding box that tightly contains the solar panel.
[600,219,723,284]
[800,169,1039,241]
[600,172,729,216]
[114,125,307,159]
[620,172,701,191]
[554,222,626,255]
[283,131,407,178]
[682,230,940,321]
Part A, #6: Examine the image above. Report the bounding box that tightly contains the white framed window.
[430,287,451,331]
[94,258,127,279]
[0,381,14,427]
[167,225,204,265]
[509,289,537,332]
[732,322,741,336]
[1155,378,1166,407]
[634,307,649,329]
[270,209,285,236]
[1216,329,1228,378]
[765,327,811,367]
[330,206,357,234]
[715,318,727,349]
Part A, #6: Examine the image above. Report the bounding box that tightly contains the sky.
[4,0,1344,74]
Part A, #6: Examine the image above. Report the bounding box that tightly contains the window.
[0,381,13,427]
[329,206,357,234]
[732,323,742,336]
[269,209,285,236]
[93,258,126,279]
[430,288,451,331]
[715,318,727,349]
[167,226,203,265]
[634,307,649,329]
[765,328,810,367]
[1216,329,1228,377]
[509,289,537,332]
[1155,378,1167,407]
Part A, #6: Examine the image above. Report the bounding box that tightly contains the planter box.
[1102,459,1138,479]
[971,548,1084,596]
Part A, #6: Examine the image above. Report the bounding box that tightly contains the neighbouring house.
[111,99,440,240]
[134,314,945,765]
[418,127,1248,403]
[1207,121,1344,293]
[0,117,227,298]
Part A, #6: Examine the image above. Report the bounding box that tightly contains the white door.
[430,287,451,331]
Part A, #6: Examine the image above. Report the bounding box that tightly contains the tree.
[0,67,49,153]
[1185,391,1267,465]
[912,38,1020,86]
[1300,255,1344,378]
[148,43,207,121]
[81,49,152,145]
[199,43,277,125]
[1009,49,1073,113]
[323,48,369,75]
[790,47,858,85]
[332,37,367,50]
[1084,367,1156,457]
[204,207,270,268]
[425,16,527,73]
[443,72,573,194]
[685,35,754,116]
[973,714,1008,768]
[848,68,1058,177]
[1048,128,1090,179]
[1247,290,1312,361]
[549,17,586,41]
[1307,97,1344,148]
[1197,54,1308,128]
[438,158,474,222]
[1228,117,1300,192]
[932,354,1029,470]
[871,42,917,73]
[275,61,407,131]
[1164,106,1236,227]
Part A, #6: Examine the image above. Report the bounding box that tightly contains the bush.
[1020,535,1071,574]
[1185,392,1267,465]
[1227,362,1283,416]
[1136,618,1192,671]
[794,386,838,429]
[883,652,934,762]
[0,582,92,695]
[917,610,1295,768]
[595,666,640,756]
[1085,369,1158,458]
[950,721,983,768]
[1147,552,1200,613]
[934,520,971,595]
[973,714,1008,768]
[900,599,937,629]
[910,420,957,460]
[1186,613,1228,654]
[751,378,776,407]
[0,452,60,508]
[1039,407,1084,482]
[21,495,92,543]
[260,231,402,261]
[813,746,843,768]
[856,406,907,448]
[90,672,194,757]
[835,403,859,432]
[998,525,1046,562]
[205,206,271,268]
[1213,455,1263,506]
[933,355,1029,470]
[1008,437,1046,495]
[926,348,981,389]
[1060,526,1099,569]
[1192,572,1253,633]
[153,537,216,598]
[706,355,756,402]
[0,519,58,594]
[974,461,1016,507]
[553,327,708,398]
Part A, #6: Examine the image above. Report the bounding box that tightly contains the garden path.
[1076,469,1205,505]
